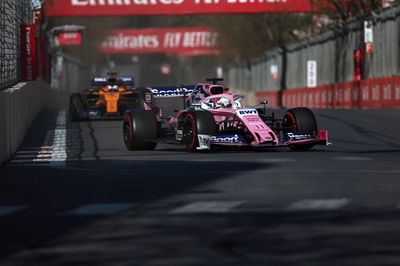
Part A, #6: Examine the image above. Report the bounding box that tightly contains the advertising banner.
[45,0,312,16]
[307,60,317,88]
[353,49,364,81]
[100,27,219,55]
[20,24,37,81]
[32,9,43,25]
[58,32,83,45]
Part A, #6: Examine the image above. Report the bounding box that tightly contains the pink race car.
[122,79,329,151]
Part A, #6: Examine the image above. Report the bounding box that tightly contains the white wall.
[0,81,48,166]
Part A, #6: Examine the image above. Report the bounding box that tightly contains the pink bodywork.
[144,102,162,122]
[199,93,279,146]
[170,92,329,147]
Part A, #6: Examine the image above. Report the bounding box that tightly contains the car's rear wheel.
[123,110,157,150]
[283,107,317,151]
[182,111,216,152]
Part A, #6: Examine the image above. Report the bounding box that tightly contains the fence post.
[279,45,287,108]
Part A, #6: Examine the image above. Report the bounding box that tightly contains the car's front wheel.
[283,107,318,151]
[181,111,216,152]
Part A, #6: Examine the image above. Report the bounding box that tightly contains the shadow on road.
[0,159,267,261]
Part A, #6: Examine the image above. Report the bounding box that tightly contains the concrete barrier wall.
[0,80,54,166]
[255,76,400,109]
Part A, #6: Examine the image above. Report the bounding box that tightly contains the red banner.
[353,49,364,81]
[264,76,400,109]
[20,24,37,81]
[100,27,219,55]
[59,32,83,45]
[45,0,312,16]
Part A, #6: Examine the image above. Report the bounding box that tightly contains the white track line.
[183,159,223,163]
[170,201,246,214]
[0,206,28,216]
[332,156,372,161]
[258,158,296,163]
[286,199,351,211]
[51,111,68,166]
[12,112,68,166]
[61,203,135,216]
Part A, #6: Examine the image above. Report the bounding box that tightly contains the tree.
[312,0,383,23]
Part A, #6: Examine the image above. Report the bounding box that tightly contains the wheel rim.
[123,117,133,148]
[183,114,197,150]
[283,112,297,132]
[123,123,129,146]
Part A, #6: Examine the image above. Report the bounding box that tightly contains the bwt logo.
[237,109,258,116]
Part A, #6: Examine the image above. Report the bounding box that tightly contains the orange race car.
[69,73,158,121]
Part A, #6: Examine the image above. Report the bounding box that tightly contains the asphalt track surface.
[0,108,400,266]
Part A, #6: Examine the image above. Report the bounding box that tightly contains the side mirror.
[260,100,268,105]
[224,87,230,92]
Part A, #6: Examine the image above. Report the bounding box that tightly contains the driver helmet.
[215,97,231,108]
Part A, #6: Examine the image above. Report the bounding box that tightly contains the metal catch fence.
[224,4,400,93]
[0,0,32,91]
[50,54,93,94]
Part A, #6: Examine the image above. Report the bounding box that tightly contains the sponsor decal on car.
[246,117,261,122]
[236,109,258,117]
[283,132,312,141]
[145,92,152,103]
[151,86,194,97]
[85,110,101,117]
[197,134,211,150]
[211,134,245,144]
[176,129,183,141]
[120,77,134,82]
[93,77,107,82]
[262,135,272,140]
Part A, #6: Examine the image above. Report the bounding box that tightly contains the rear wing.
[149,86,195,117]
[91,77,135,86]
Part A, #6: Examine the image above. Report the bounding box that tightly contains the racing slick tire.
[123,110,157,150]
[283,107,317,151]
[182,111,217,152]
[69,93,85,122]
